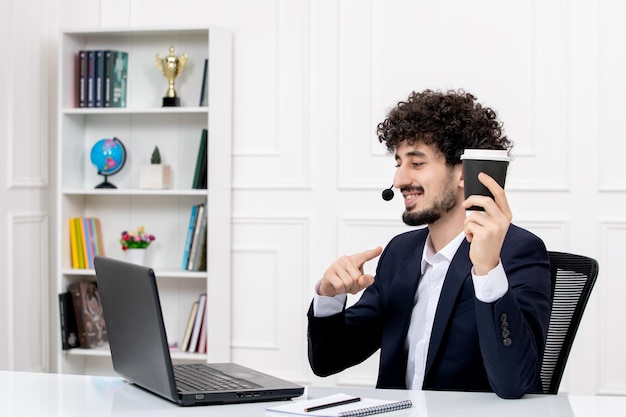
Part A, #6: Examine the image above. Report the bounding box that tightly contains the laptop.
[93,255,304,406]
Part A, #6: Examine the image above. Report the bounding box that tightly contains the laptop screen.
[94,256,179,402]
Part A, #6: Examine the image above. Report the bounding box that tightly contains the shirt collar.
[421,231,466,273]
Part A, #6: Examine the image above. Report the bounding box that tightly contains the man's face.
[393,141,462,227]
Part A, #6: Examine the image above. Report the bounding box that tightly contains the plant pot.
[125,249,146,265]
[139,164,171,189]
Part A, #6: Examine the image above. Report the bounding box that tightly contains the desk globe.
[90,137,127,189]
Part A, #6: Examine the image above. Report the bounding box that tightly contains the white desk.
[1,371,624,416]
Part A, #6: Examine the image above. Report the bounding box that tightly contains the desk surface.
[1,371,624,417]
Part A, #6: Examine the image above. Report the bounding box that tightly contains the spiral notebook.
[266,393,412,417]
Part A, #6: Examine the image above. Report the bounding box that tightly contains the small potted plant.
[140,146,171,189]
[120,226,156,265]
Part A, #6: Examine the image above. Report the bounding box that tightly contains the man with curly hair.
[307,89,551,399]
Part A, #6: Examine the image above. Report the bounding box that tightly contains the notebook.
[266,393,413,417]
[93,255,304,406]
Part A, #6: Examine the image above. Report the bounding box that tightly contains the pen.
[304,397,361,413]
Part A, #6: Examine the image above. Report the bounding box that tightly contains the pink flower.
[120,226,155,250]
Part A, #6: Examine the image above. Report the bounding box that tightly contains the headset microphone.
[381,185,394,201]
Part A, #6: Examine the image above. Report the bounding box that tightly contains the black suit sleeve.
[474,229,551,398]
[307,283,385,377]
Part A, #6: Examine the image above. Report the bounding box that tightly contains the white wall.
[2,0,625,396]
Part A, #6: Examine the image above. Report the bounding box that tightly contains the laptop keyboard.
[174,364,259,392]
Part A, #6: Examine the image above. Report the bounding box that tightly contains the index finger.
[478,172,512,218]
[350,246,383,268]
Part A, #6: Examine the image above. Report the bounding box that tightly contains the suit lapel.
[424,238,472,374]
[386,236,426,329]
[379,232,426,388]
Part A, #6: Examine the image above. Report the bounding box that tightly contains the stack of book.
[69,217,104,269]
[181,204,207,271]
[180,293,208,353]
[58,280,108,350]
[77,49,128,108]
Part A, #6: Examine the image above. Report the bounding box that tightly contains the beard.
[401,174,458,227]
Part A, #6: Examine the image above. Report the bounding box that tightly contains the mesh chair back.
[540,251,598,394]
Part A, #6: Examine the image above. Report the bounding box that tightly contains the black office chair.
[540,251,599,394]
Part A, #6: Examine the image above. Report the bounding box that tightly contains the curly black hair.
[376,89,512,165]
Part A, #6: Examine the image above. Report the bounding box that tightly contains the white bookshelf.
[55,27,232,375]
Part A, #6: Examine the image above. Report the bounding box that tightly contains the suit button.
[501,322,509,330]
[500,313,508,323]
[503,337,512,347]
[502,329,510,338]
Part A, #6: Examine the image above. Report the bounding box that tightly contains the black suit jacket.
[308,224,551,399]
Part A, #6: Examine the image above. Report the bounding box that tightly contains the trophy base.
[162,97,180,107]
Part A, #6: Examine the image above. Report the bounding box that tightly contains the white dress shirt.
[405,232,465,389]
[313,231,509,390]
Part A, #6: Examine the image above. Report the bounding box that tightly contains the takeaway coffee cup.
[461,149,511,211]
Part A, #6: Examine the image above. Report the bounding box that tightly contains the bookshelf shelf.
[66,345,208,362]
[55,26,232,375]
[62,107,208,115]
[65,346,111,357]
[61,268,208,279]
[62,189,209,196]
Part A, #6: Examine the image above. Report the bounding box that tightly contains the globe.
[90,137,127,188]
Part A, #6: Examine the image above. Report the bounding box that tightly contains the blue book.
[181,205,198,270]
[94,50,105,107]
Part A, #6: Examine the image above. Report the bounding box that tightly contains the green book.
[192,129,208,189]
[110,50,128,108]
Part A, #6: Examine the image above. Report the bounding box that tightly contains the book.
[68,281,108,348]
[103,50,113,107]
[199,58,208,106]
[69,218,79,268]
[110,50,128,107]
[86,50,96,107]
[187,293,207,352]
[196,231,208,272]
[82,218,94,269]
[196,301,208,353]
[181,205,199,269]
[94,50,105,107]
[180,301,198,351]
[78,218,90,269]
[198,137,208,189]
[192,129,208,189]
[187,204,205,270]
[73,218,85,269]
[189,208,207,271]
[266,394,412,417]
[58,292,79,350]
[77,50,87,107]
[91,217,105,257]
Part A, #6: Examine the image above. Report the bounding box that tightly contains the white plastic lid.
[460,149,511,162]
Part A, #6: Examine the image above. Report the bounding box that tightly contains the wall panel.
[597,1,626,191]
[232,216,310,382]
[8,214,48,372]
[597,221,626,394]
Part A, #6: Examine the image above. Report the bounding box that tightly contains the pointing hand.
[318,247,383,297]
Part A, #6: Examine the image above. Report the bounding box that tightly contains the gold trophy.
[156,46,188,106]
